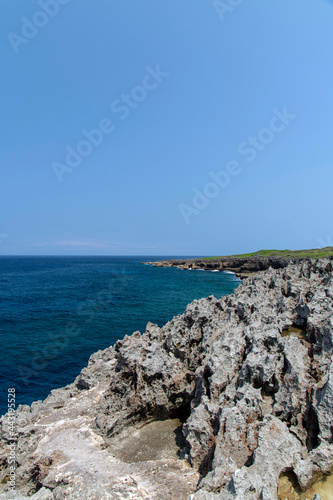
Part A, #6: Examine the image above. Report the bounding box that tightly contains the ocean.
[0,256,240,416]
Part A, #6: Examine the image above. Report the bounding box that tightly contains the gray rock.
[1,258,333,499]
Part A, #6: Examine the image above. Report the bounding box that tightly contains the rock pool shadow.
[278,469,333,500]
[107,418,186,463]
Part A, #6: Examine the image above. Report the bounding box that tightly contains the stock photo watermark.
[317,236,333,249]
[51,65,170,183]
[213,0,246,22]
[7,0,71,54]
[0,234,8,245]
[179,106,296,224]
[17,271,131,385]
[2,388,17,490]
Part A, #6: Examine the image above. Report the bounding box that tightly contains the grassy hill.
[204,247,333,260]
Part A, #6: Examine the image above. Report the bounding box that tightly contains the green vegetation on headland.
[146,247,333,279]
[204,247,333,260]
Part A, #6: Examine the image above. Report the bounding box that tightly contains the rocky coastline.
[1,258,333,499]
[144,256,295,278]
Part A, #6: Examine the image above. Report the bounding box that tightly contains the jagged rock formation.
[145,256,294,278]
[1,259,333,499]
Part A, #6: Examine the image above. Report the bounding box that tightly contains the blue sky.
[1,0,332,256]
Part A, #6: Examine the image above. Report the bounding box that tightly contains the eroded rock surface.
[1,259,333,499]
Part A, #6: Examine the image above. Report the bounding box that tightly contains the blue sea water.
[0,256,240,416]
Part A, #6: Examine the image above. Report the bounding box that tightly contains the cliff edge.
[145,256,293,278]
[145,248,333,278]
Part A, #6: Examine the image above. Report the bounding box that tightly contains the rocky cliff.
[144,256,294,278]
[1,259,333,499]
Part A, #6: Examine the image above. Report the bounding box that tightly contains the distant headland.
[144,247,333,278]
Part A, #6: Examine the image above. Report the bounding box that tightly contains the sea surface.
[0,256,240,416]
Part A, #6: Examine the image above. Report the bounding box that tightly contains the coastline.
[0,256,240,417]
[1,257,333,499]
[144,255,296,278]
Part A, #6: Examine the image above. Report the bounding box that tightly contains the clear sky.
[1,0,332,256]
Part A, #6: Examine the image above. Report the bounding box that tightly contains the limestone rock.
[1,258,333,499]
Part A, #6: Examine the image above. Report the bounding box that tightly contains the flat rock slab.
[107,418,183,462]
